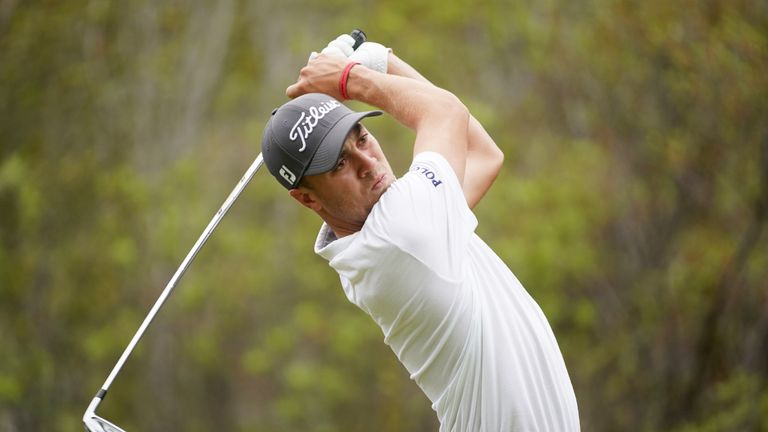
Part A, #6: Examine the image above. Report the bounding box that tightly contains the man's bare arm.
[386,53,504,208]
[286,54,470,183]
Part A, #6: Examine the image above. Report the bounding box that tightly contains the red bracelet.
[339,61,360,100]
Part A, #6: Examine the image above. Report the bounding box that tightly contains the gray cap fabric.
[261,93,382,189]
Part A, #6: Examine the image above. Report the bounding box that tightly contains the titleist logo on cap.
[289,99,342,152]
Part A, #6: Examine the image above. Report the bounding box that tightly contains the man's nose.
[357,151,377,178]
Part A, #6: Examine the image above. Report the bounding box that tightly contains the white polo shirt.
[315,152,580,431]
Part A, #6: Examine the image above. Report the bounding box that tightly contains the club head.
[84,394,126,432]
[83,415,126,432]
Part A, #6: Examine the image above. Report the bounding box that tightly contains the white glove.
[349,41,390,74]
[308,36,391,74]
[308,34,356,61]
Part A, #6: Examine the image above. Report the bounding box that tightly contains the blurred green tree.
[0,0,765,431]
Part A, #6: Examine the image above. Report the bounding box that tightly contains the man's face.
[296,123,395,235]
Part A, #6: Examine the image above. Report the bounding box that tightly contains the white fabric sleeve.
[369,151,478,281]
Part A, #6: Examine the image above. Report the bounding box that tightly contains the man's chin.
[366,188,387,214]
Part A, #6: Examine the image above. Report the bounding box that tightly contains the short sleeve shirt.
[315,152,580,431]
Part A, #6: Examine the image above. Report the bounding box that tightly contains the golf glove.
[350,41,390,74]
[309,34,356,61]
[309,34,391,74]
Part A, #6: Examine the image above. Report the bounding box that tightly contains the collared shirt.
[316,152,580,431]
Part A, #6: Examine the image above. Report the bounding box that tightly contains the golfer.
[261,35,580,431]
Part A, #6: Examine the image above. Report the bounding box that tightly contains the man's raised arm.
[315,35,504,208]
[286,54,470,185]
[384,53,504,208]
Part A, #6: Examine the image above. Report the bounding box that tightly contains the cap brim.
[304,110,383,176]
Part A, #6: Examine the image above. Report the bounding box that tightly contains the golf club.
[83,153,264,432]
[83,28,367,432]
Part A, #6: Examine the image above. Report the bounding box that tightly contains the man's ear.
[289,188,322,211]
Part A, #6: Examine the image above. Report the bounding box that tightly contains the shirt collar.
[314,223,357,261]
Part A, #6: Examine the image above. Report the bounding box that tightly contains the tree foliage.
[1,0,766,431]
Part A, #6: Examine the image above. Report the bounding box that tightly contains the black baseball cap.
[261,93,382,189]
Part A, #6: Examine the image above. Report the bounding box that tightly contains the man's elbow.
[489,145,504,179]
[448,93,470,124]
[437,91,469,125]
[418,90,470,135]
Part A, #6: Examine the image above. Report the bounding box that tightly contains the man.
[261,35,580,431]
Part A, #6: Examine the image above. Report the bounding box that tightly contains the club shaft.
[99,153,264,394]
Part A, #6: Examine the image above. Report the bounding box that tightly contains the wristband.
[339,61,360,100]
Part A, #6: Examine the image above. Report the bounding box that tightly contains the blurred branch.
[673,132,768,423]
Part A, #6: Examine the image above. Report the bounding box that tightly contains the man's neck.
[324,223,359,239]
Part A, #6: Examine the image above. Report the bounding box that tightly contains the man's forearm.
[346,65,459,134]
[285,52,473,186]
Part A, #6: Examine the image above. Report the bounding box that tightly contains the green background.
[1,0,766,430]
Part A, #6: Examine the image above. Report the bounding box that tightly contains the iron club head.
[83,415,126,432]
[83,394,126,432]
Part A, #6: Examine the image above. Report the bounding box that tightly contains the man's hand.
[349,42,390,73]
[286,53,348,100]
[309,33,390,74]
[288,32,390,100]
[308,34,356,61]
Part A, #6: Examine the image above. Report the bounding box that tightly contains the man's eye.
[334,158,346,171]
[358,134,368,147]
